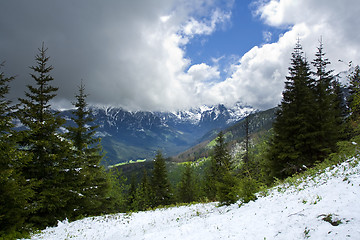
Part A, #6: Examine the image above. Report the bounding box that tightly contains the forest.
[1,39,360,239]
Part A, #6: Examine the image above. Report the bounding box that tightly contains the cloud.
[0,0,232,111]
[187,63,220,83]
[182,9,231,36]
[1,0,360,111]
[205,0,360,110]
[262,31,272,42]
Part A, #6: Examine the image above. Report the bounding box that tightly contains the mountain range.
[60,102,256,165]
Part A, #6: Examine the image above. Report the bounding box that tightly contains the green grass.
[269,137,360,195]
[109,159,148,168]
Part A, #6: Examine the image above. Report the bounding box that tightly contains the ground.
[23,157,360,240]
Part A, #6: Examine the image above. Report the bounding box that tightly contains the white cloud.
[182,9,231,36]
[188,63,220,82]
[2,0,360,111]
[0,0,233,111]
[206,0,360,110]
[263,31,272,42]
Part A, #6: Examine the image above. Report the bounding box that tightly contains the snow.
[23,157,360,240]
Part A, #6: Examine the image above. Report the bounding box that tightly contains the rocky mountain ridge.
[60,102,256,165]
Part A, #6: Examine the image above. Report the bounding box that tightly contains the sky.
[1,0,360,111]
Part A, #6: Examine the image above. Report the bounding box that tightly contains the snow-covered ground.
[24,157,360,240]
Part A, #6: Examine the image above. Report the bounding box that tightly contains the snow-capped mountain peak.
[59,102,256,164]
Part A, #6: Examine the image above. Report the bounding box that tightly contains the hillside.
[58,103,256,165]
[172,107,277,162]
[113,107,277,183]
[23,157,360,240]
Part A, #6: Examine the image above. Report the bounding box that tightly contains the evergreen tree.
[133,169,154,211]
[17,43,75,227]
[243,115,250,164]
[66,81,110,217]
[127,174,137,210]
[205,131,237,205]
[151,151,172,206]
[177,163,196,203]
[348,65,360,126]
[0,64,33,237]
[268,40,317,179]
[311,39,342,160]
[206,132,232,185]
[105,168,128,213]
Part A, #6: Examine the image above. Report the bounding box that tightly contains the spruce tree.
[18,43,75,227]
[151,151,172,206]
[205,131,237,205]
[66,81,110,217]
[243,115,250,164]
[348,65,360,126]
[208,132,232,183]
[133,169,154,211]
[105,168,128,213]
[268,40,317,179]
[178,163,196,203]
[311,39,342,160]
[127,174,137,211]
[0,64,33,237]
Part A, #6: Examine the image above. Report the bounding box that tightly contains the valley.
[60,102,257,166]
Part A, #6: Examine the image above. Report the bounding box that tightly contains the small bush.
[320,214,342,226]
[238,176,260,204]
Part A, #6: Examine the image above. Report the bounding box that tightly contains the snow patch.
[24,157,360,240]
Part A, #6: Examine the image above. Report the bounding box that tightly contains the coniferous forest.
[1,40,360,239]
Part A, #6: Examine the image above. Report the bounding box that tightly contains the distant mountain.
[172,107,278,162]
[59,102,256,165]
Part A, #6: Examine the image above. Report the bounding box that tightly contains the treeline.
[130,38,360,210]
[1,39,360,238]
[111,38,359,213]
[0,44,127,239]
[196,39,360,206]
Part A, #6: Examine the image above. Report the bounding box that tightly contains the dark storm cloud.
[0,0,236,111]
[1,0,178,109]
[3,0,358,111]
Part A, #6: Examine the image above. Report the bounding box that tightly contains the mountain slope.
[172,107,277,162]
[60,103,256,165]
[25,157,360,240]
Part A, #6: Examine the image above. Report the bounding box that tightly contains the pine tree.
[177,163,196,203]
[348,65,360,126]
[105,168,128,213]
[133,169,154,211]
[17,43,74,227]
[151,151,172,206]
[268,40,317,179]
[66,81,110,217]
[243,115,250,164]
[210,132,232,182]
[311,39,342,160]
[127,174,137,210]
[0,63,33,237]
[205,131,237,205]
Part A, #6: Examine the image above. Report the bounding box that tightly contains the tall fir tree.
[151,151,172,206]
[18,43,75,228]
[205,131,237,205]
[132,169,154,211]
[243,115,250,164]
[127,174,137,211]
[66,81,111,217]
[177,163,196,203]
[0,64,33,237]
[268,40,317,179]
[311,39,342,160]
[348,65,360,128]
[105,168,128,213]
